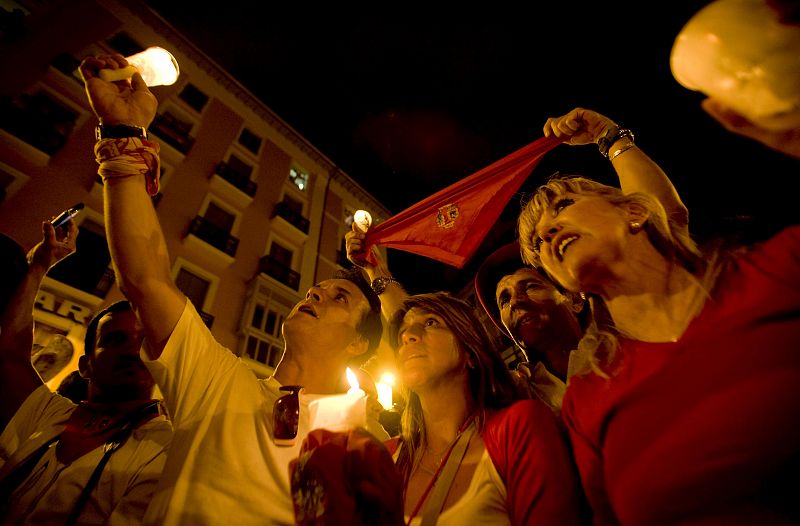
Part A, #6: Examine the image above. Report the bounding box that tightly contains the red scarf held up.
[363,136,560,268]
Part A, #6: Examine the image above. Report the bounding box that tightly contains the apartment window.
[179,83,208,113]
[227,153,254,179]
[175,268,210,312]
[204,201,236,233]
[251,303,283,338]
[149,109,195,154]
[244,334,283,367]
[0,91,79,155]
[269,241,293,268]
[48,218,113,297]
[106,32,144,57]
[282,193,303,215]
[289,167,309,192]
[244,297,288,367]
[238,127,262,155]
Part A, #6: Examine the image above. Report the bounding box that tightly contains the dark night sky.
[142,2,799,294]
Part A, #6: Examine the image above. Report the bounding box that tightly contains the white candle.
[376,383,392,411]
[376,371,395,410]
[353,209,372,232]
[308,368,367,431]
[99,47,180,87]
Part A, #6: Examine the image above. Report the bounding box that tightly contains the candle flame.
[379,371,396,386]
[346,367,360,391]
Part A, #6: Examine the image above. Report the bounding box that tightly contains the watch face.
[372,278,386,295]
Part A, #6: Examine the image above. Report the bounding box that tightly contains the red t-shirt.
[562,227,800,525]
[483,399,587,526]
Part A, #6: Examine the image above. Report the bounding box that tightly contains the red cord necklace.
[405,414,475,526]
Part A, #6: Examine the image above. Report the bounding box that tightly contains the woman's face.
[396,307,466,391]
[532,192,633,292]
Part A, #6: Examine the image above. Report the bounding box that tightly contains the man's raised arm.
[0,222,75,429]
[80,54,185,358]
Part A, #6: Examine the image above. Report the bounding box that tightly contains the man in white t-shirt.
[80,54,389,526]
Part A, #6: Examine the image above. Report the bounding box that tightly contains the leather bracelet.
[598,127,634,158]
[609,141,635,161]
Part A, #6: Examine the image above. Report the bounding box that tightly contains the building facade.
[0,0,392,387]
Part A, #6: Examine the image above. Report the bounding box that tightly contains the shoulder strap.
[419,422,476,526]
[0,434,60,517]
[63,400,161,526]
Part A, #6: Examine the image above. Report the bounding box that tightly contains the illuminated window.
[289,167,308,192]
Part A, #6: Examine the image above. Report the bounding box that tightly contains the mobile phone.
[51,202,85,229]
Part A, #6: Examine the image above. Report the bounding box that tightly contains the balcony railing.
[149,113,195,154]
[259,255,301,291]
[188,216,239,257]
[215,162,257,197]
[0,93,76,155]
[271,200,310,234]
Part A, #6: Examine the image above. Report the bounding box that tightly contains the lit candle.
[353,209,372,233]
[376,371,395,410]
[308,368,367,431]
[99,46,180,87]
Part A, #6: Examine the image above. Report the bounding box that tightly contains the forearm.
[104,175,185,353]
[0,265,46,349]
[104,176,171,296]
[0,265,46,428]
[611,140,689,228]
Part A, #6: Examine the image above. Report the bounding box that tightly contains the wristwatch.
[371,276,401,295]
[597,127,634,158]
[95,123,148,141]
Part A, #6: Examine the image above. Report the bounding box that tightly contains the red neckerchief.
[56,399,160,464]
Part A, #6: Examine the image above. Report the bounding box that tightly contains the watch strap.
[95,124,148,141]
[371,276,401,295]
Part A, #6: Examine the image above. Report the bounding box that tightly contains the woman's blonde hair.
[518,175,702,273]
[517,175,711,377]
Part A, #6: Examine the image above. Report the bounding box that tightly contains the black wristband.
[95,124,148,141]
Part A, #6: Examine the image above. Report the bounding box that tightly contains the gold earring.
[629,221,642,233]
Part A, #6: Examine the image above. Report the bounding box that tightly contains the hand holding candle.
[99,46,180,87]
[307,368,367,432]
